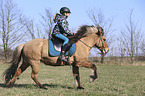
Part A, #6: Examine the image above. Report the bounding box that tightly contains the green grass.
[0,62,145,96]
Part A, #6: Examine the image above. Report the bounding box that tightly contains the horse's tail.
[3,44,24,84]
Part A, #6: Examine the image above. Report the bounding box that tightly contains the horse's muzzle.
[102,49,109,54]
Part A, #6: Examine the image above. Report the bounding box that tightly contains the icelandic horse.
[3,25,109,89]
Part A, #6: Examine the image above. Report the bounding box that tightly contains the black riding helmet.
[60,7,71,14]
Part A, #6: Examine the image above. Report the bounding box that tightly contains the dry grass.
[0,61,145,96]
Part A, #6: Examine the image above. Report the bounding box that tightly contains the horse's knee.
[91,64,97,70]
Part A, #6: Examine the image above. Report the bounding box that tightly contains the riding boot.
[59,44,68,62]
[59,51,67,62]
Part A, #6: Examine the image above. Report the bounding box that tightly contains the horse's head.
[95,26,109,54]
[74,25,109,54]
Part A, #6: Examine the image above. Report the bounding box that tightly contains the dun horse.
[3,25,109,89]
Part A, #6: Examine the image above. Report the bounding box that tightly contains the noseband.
[96,26,106,53]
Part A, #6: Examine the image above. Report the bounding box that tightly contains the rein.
[79,40,92,48]
[79,35,105,49]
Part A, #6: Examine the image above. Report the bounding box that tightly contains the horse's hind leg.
[6,61,29,87]
[30,60,47,89]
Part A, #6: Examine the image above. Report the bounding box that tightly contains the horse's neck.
[80,34,98,48]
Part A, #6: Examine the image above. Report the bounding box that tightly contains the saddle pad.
[49,40,76,57]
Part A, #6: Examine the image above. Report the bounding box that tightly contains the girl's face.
[63,13,70,18]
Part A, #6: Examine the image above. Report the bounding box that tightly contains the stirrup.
[61,57,68,63]
[59,55,68,62]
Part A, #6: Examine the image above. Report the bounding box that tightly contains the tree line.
[0,0,144,63]
[0,0,54,59]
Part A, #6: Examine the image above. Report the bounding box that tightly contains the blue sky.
[14,0,145,32]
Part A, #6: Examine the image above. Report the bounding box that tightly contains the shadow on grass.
[0,83,74,89]
[43,83,74,89]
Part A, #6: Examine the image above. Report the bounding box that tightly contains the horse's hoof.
[90,78,94,83]
[5,82,13,88]
[40,86,47,90]
[77,86,84,90]
[90,75,98,83]
[42,87,48,90]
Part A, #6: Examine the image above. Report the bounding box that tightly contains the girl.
[52,7,73,62]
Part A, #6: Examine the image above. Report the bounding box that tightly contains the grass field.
[0,62,145,96]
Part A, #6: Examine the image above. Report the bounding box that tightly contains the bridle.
[96,26,107,53]
[97,35,105,51]
[78,26,107,53]
[79,34,105,49]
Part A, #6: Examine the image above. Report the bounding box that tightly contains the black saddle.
[51,36,64,51]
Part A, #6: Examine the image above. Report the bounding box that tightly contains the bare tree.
[88,9,114,46]
[0,0,24,59]
[21,9,54,40]
[88,9,114,63]
[40,9,54,39]
[141,39,145,55]
[20,17,36,39]
[118,10,143,63]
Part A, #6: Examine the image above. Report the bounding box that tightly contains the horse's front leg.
[72,65,84,89]
[78,60,98,83]
[89,63,98,82]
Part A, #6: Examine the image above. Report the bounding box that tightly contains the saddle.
[48,37,76,57]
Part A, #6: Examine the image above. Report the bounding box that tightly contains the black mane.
[69,25,98,43]
[76,25,95,37]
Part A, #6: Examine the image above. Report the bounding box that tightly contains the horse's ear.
[101,28,104,36]
[96,29,102,36]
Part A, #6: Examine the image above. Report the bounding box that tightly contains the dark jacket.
[52,14,73,36]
